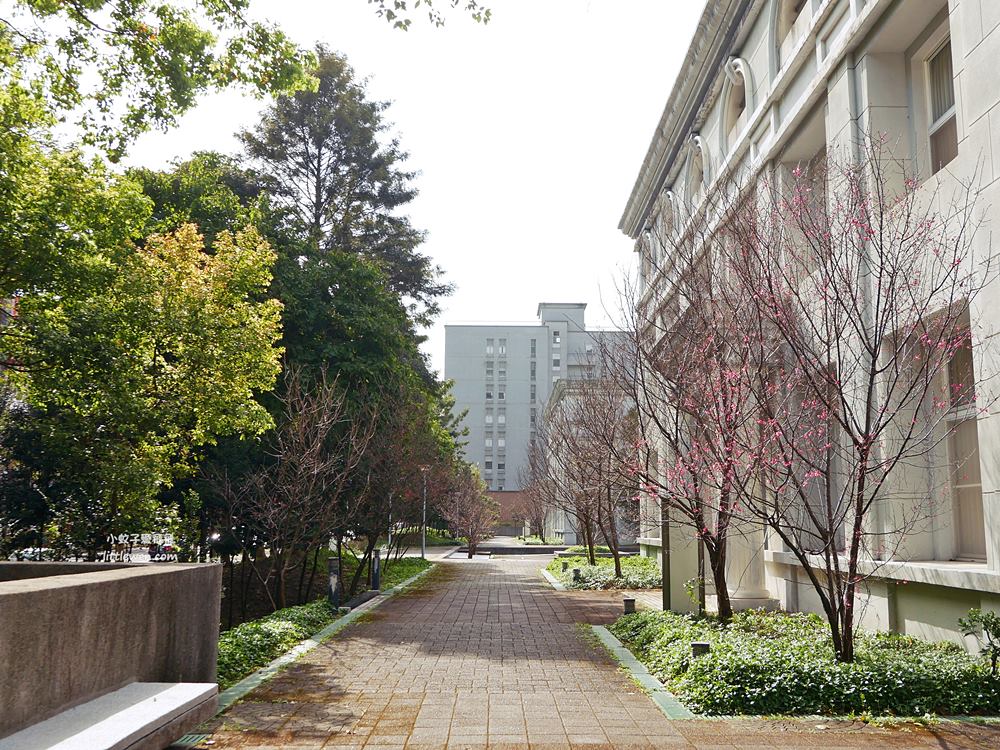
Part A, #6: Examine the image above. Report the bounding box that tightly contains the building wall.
[623,0,1000,643]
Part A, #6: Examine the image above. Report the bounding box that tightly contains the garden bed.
[545,554,660,590]
[609,609,1000,717]
[217,599,339,689]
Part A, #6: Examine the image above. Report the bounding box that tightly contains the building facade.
[445,303,604,493]
[622,0,1000,642]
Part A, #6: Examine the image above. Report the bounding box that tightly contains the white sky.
[125,0,706,376]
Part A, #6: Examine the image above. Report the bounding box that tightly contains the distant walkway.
[197,557,1000,749]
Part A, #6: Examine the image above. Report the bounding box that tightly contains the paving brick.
[195,557,1000,750]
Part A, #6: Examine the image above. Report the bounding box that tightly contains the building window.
[778,0,809,68]
[498,338,507,356]
[552,375,559,383]
[530,384,536,402]
[725,69,747,151]
[552,357,560,369]
[530,361,536,380]
[497,435,506,449]
[530,408,536,426]
[498,391,505,400]
[486,338,494,355]
[497,462,505,471]
[486,389,493,400]
[498,365,507,379]
[928,40,958,174]
[947,331,985,559]
[497,409,506,425]
[687,146,705,202]
[485,361,494,379]
[553,331,561,348]
[498,485,504,491]
[485,460,493,470]
[485,409,493,425]
[530,338,536,357]
[485,437,493,449]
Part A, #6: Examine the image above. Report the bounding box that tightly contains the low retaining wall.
[0,562,222,738]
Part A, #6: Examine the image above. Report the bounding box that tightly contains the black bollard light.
[623,597,636,614]
[691,641,711,658]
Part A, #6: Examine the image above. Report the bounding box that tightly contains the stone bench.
[0,682,218,750]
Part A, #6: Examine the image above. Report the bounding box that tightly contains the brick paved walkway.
[198,557,1000,749]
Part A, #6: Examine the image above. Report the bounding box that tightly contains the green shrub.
[546,555,661,590]
[217,599,338,689]
[565,544,612,554]
[608,609,1000,716]
[517,535,552,545]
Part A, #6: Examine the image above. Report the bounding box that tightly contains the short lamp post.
[420,466,429,560]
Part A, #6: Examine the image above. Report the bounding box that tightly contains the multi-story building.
[621,0,1000,641]
[444,303,606,492]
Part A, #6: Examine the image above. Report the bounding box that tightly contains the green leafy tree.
[1,0,310,158]
[241,48,451,325]
[369,0,491,29]
[960,609,1000,677]
[7,223,282,552]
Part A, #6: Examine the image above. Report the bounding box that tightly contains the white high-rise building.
[445,303,608,491]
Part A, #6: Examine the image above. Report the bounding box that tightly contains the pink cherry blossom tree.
[727,137,996,661]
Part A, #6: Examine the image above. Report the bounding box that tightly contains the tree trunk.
[226,555,235,629]
[707,545,732,622]
[295,546,310,604]
[603,484,622,578]
[305,545,322,602]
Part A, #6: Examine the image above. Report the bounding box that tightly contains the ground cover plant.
[217,599,338,689]
[379,557,433,589]
[546,555,660,590]
[609,609,1000,716]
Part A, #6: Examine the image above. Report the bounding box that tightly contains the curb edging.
[540,568,566,591]
[216,563,436,711]
[591,625,695,720]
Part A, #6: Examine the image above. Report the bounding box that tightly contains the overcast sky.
[126,0,706,375]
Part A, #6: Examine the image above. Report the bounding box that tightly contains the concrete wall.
[0,562,222,739]
[0,561,132,582]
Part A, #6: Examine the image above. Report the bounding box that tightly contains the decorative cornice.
[619,0,762,239]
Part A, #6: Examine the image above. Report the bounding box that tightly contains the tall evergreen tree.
[241,48,451,325]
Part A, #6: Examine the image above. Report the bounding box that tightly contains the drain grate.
[169,734,211,748]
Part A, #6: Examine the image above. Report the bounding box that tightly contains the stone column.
[726,519,777,610]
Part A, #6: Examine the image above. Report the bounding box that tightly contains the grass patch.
[217,599,338,689]
[609,609,1000,716]
[380,528,459,547]
[546,555,660,590]
[380,556,432,589]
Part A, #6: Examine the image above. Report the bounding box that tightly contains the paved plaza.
[197,557,1000,749]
